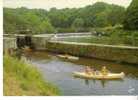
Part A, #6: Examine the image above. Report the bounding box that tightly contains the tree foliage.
[72,18,84,32]
[3,8,55,34]
[3,2,126,34]
[123,0,138,30]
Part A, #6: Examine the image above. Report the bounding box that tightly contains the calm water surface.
[27,51,138,95]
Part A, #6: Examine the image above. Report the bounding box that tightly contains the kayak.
[57,54,79,60]
[73,72,125,80]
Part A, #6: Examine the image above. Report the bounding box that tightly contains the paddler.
[101,66,109,75]
[85,66,94,75]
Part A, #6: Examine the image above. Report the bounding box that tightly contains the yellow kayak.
[73,72,125,80]
[57,54,79,60]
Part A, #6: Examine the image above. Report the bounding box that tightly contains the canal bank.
[44,41,138,65]
[3,54,60,96]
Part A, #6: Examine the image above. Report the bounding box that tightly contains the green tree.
[124,0,138,30]
[93,12,108,27]
[108,5,125,26]
[72,18,84,32]
[39,20,55,33]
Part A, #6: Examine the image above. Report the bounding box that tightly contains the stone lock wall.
[46,41,138,64]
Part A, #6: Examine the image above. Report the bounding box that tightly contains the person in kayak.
[85,66,94,75]
[101,66,109,75]
[95,70,100,75]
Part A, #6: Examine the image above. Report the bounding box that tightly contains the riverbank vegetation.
[3,54,60,96]
[3,2,126,34]
[61,27,138,46]
[3,0,138,46]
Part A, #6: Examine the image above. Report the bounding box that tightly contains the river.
[26,51,138,95]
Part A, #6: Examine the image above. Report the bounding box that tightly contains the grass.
[3,54,60,96]
[60,29,138,46]
[60,36,127,45]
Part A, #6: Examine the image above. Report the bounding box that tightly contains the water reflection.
[101,80,106,88]
[84,79,89,85]
[83,79,124,88]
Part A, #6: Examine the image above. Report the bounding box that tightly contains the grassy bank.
[60,28,138,47]
[91,28,138,46]
[3,55,60,96]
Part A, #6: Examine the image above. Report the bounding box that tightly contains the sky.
[3,0,132,10]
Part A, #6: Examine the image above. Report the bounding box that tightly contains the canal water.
[27,51,138,95]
